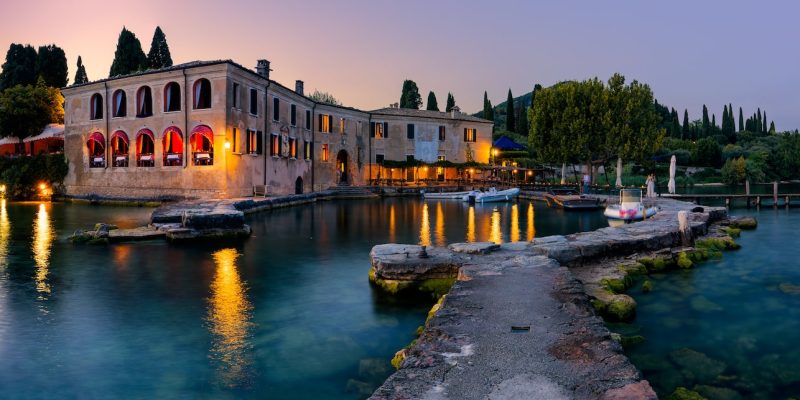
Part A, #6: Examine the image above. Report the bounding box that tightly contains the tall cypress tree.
[505,89,515,133]
[769,121,776,133]
[109,27,148,77]
[35,44,68,87]
[73,56,88,84]
[756,108,762,133]
[721,105,728,136]
[425,91,439,111]
[671,108,680,137]
[763,110,768,133]
[399,80,422,109]
[147,26,173,69]
[518,102,529,136]
[739,107,744,132]
[711,114,716,133]
[482,91,492,120]
[0,43,38,90]
[702,104,709,137]
[682,109,690,140]
[445,92,455,112]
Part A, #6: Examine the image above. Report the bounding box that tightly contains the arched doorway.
[295,177,303,194]
[336,150,349,184]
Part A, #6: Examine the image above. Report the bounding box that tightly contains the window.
[319,114,332,133]
[321,144,329,161]
[270,134,280,157]
[246,130,262,154]
[232,83,240,109]
[290,104,297,126]
[232,128,238,153]
[250,88,258,115]
[136,129,155,167]
[112,90,126,117]
[437,155,446,162]
[162,126,184,166]
[303,141,312,160]
[90,93,103,120]
[370,122,388,138]
[190,125,214,166]
[193,79,211,109]
[272,97,280,121]
[340,118,346,134]
[438,126,445,141]
[375,154,385,164]
[164,82,181,112]
[87,132,105,167]
[110,130,129,167]
[464,128,477,142]
[407,124,415,139]
[305,110,311,130]
[289,137,297,158]
[136,86,153,117]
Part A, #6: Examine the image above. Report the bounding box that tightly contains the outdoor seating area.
[0,124,64,157]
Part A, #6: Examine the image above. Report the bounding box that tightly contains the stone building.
[61,59,493,199]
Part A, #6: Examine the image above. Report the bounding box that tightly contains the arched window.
[136,86,153,117]
[136,129,155,167]
[162,126,183,166]
[112,90,127,117]
[86,132,105,167]
[110,130,129,167]
[164,82,181,112]
[190,125,214,166]
[90,94,103,120]
[193,79,211,109]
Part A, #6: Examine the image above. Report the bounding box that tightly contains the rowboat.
[604,189,658,221]
[544,189,602,210]
[462,188,520,203]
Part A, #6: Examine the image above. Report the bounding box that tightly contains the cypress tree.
[721,105,728,136]
[739,107,744,132]
[756,109,762,133]
[506,89,515,133]
[702,105,709,137]
[770,121,776,133]
[763,110,768,133]
[426,91,439,111]
[712,114,716,132]
[482,91,492,119]
[109,27,148,77]
[35,44,68,87]
[0,43,38,90]
[518,103,529,136]
[146,26,173,69]
[399,79,422,109]
[73,56,88,84]
[445,92,455,112]
[682,109,690,140]
[671,109,680,138]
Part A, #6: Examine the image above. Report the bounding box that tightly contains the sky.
[2,0,799,129]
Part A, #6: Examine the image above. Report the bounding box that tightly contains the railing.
[163,153,183,167]
[89,156,105,168]
[113,154,129,168]
[137,154,154,167]
[193,151,213,166]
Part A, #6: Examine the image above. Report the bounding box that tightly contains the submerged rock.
[665,387,707,400]
[692,385,742,400]
[778,283,800,295]
[642,280,653,293]
[729,216,757,230]
[690,296,724,313]
[669,348,727,382]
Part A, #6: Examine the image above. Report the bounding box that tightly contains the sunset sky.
[2,0,799,128]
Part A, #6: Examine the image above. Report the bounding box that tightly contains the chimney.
[255,59,271,79]
[450,105,461,118]
[295,80,304,96]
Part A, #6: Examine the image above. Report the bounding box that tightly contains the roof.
[23,123,64,143]
[0,136,21,146]
[63,60,233,90]
[369,107,492,123]
[493,135,526,150]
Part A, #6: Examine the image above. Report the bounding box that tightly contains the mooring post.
[725,197,730,208]
[678,211,692,246]
[774,181,779,208]
[756,196,761,208]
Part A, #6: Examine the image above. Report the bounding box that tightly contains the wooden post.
[725,197,730,208]
[745,180,750,195]
[756,196,761,207]
[786,196,790,208]
[773,181,778,207]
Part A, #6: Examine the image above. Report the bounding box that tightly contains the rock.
[94,223,118,232]
[729,216,757,230]
[345,379,375,398]
[692,385,743,400]
[358,358,390,381]
[642,280,653,293]
[620,335,645,348]
[778,283,800,295]
[629,354,672,372]
[606,294,637,322]
[107,226,166,242]
[448,242,499,254]
[665,387,707,400]
[669,348,727,382]
[599,381,657,400]
[690,296,723,312]
[601,275,633,294]
[677,252,694,269]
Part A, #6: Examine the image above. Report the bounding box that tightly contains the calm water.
[611,208,800,399]
[0,198,607,399]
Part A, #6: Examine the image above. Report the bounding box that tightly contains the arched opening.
[193,78,211,109]
[86,132,105,168]
[136,129,155,167]
[162,126,183,166]
[90,93,103,120]
[136,86,153,117]
[110,130,129,167]
[336,150,349,184]
[190,125,214,166]
[112,90,127,117]
[164,82,181,112]
[295,177,303,194]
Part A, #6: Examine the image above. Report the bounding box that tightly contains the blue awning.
[492,135,526,151]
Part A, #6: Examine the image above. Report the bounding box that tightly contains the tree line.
[399,80,457,112]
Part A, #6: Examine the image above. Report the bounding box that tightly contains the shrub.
[0,154,68,199]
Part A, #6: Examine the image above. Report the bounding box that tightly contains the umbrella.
[560,163,566,184]
[668,155,677,194]
[615,158,623,188]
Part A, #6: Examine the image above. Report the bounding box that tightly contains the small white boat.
[604,189,658,221]
[423,190,471,200]
[462,187,520,203]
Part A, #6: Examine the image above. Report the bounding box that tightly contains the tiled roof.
[64,60,233,89]
[369,107,492,123]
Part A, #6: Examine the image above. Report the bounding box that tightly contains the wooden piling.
[774,182,779,208]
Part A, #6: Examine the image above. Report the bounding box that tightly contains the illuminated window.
[437,155,446,162]
[112,90,126,117]
[270,134,280,157]
[371,122,388,138]
[246,129,262,154]
[289,137,297,158]
[193,79,211,109]
[90,93,103,120]
[438,126,445,141]
[321,144,329,161]
[290,104,297,126]
[305,110,311,130]
[304,141,312,160]
[340,118,346,134]
[319,114,332,133]
[464,128,477,142]
[250,88,258,115]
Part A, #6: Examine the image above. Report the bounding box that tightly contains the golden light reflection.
[435,202,446,247]
[510,204,520,243]
[112,245,131,272]
[0,200,9,267]
[419,203,431,246]
[208,248,254,388]
[490,207,502,244]
[466,206,476,242]
[33,203,53,300]
[527,203,536,241]
[388,205,396,243]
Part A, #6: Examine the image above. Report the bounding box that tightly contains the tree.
[74,56,89,85]
[682,109,690,140]
[147,26,173,69]
[505,89,515,133]
[756,108,762,133]
[35,44,68,88]
[739,107,744,132]
[694,137,722,167]
[399,79,422,109]
[0,44,38,90]
[517,102,529,137]
[309,90,341,106]
[702,104,709,137]
[0,78,64,140]
[425,91,439,111]
[445,92,455,112]
[109,27,148,77]
[671,108,680,138]
[482,91,493,120]
[763,110,768,133]
[770,121,776,133]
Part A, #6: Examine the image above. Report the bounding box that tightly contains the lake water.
[609,208,800,399]
[0,198,607,399]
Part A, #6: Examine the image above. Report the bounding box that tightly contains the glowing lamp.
[527,171,533,176]
[492,149,499,156]
[39,183,46,191]
[0,184,5,192]
[224,140,231,150]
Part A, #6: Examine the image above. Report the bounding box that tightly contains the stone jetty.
[370,198,732,399]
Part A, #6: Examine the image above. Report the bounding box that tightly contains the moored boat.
[544,188,602,210]
[461,187,520,203]
[422,190,471,200]
[604,189,658,221]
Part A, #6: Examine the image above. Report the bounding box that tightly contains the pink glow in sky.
[2,0,800,128]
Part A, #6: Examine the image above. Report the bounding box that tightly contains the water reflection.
[510,204,520,243]
[0,200,9,267]
[388,205,396,243]
[208,248,254,388]
[490,207,502,244]
[419,203,431,246]
[435,202,446,247]
[527,203,535,241]
[32,203,53,301]
[466,206,476,242]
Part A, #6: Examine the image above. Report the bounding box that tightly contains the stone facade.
[61,60,493,199]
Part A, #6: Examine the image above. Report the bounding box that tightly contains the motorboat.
[604,188,658,221]
[462,187,520,203]
[544,188,602,210]
[422,190,471,200]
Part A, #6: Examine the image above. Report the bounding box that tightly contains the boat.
[544,188,602,210]
[422,190,471,200]
[462,187,520,203]
[604,188,658,221]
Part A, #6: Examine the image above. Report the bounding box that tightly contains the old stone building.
[61,60,493,199]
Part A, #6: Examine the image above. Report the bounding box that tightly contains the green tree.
[682,109,690,139]
[482,91,493,120]
[73,56,89,85]
[721,157,747,185]
[35,44,68,88]
[702,104,709,137]
[756,108,762,133]
[693,137,722,167]
[505,89,515,132]
[517,102,529,137]
[0,44,38,90]
[671,108,680,138]
[739,107,744,132]
[146,26,173,69]
[309,90,341,106]
[109,27,148,77]
[0,78,64,140]
[769,121,776,133]
[762,110,768,133]
[425,91,439,111]
[445,92,455,112]
[399,79,422,109]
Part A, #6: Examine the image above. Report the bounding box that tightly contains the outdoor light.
[527,171,533,176]
[493,149,499,156]
[224,140,231,150]
[0,184,5,192]
[39,183,46,191]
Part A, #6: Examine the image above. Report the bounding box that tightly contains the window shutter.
[370,122,375,138]
[256,131,263,154]
[383,122,389,138]
[464,128,468,142]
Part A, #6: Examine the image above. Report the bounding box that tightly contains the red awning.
[111,130,129,145]
[190,125,213,151]
[162,126,183,154]
[87,131,104,145]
